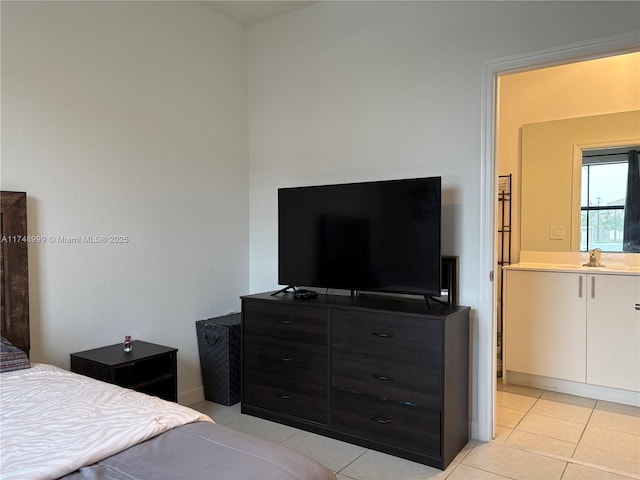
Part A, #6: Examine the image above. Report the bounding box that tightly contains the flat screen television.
[278,176,441,296]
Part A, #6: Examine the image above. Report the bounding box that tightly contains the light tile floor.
[190,383,640,480]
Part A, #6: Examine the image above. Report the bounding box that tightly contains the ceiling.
[202,1,316,26]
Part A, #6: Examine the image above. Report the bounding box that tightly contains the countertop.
[504,251,640,275]
[503,263,640,275]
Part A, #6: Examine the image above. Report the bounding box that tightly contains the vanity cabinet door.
[504,269,587,383]
[587,274,640,392]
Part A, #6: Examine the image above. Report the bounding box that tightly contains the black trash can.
[196,313,241,406]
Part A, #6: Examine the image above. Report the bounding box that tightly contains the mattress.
[1,363,336,480]
[63,421,336,480]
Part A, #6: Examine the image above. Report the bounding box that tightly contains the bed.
[0,191,336,480]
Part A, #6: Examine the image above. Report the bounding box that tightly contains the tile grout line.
[495,392,640,479]
[509,391,543,431]
[197,398,639,480]
[571,400,597,459]
[277,428,304,444]
[558,462,569,480]
[503,436,640,480]
[334,448,370,477]
[588,400,640,437]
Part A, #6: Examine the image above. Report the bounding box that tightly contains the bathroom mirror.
[520,110,640,253]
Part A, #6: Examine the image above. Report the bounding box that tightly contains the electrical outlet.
[549,225,565,240]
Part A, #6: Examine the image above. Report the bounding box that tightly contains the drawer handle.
[278,320,294,325]
[369,415,391,425]
[277,393,292,400]
[371,332,394,338]
[279,357,293,362]
[372,374,394,382]
[635,304,640,311]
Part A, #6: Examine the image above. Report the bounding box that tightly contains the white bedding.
[0,363,211,480]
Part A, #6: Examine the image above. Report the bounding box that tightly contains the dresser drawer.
[244,372,328,424]
[244,335,328,385]
[331,349,441,408]
[331,308,442,366]
[331,388,441,457]
[243,301,328,345]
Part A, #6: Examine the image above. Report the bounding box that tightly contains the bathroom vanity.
[503,252,640,405]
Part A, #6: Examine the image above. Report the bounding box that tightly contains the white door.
[504,269,587,383]
[587,274,640,391]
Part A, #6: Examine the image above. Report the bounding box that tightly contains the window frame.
[579,146,636,252]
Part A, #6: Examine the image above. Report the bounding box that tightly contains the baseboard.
[505,371,640,407]
[178,385,204,407]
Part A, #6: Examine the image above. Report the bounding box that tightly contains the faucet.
[583,248,605,267]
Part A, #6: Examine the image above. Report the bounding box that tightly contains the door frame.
[478,31,640,441]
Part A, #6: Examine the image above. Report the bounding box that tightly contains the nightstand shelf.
[70,340,178,402]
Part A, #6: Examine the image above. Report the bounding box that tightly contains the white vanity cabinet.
[587,273,640,392]
[504,269,587,383]
[505,266,640,394]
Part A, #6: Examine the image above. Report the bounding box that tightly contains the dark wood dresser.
[241,292,469,469]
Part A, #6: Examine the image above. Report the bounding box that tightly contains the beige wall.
[497,52,640,261]
[521,111,640,252]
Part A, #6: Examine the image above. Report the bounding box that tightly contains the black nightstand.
[70,341,178,402]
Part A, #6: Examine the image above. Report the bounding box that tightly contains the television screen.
[278,177,441,296]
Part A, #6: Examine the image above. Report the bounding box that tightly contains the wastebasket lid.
[196,312,241,327]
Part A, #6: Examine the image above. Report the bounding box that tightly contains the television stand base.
[426,295,449,309]
[271,286,318,298]
[270,285,295,296]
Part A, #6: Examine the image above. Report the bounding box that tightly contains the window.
[580,147,637,252]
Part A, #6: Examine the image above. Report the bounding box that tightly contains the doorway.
[479,32,640,442]
[495,51,640,378]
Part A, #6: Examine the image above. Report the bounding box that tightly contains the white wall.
[1,1,248,404]
[246,1,640,439]
[2,0,639,436]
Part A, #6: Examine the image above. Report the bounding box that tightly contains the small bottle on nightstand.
[123,336,133,352]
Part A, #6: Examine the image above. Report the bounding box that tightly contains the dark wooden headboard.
[1,191,30,356]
